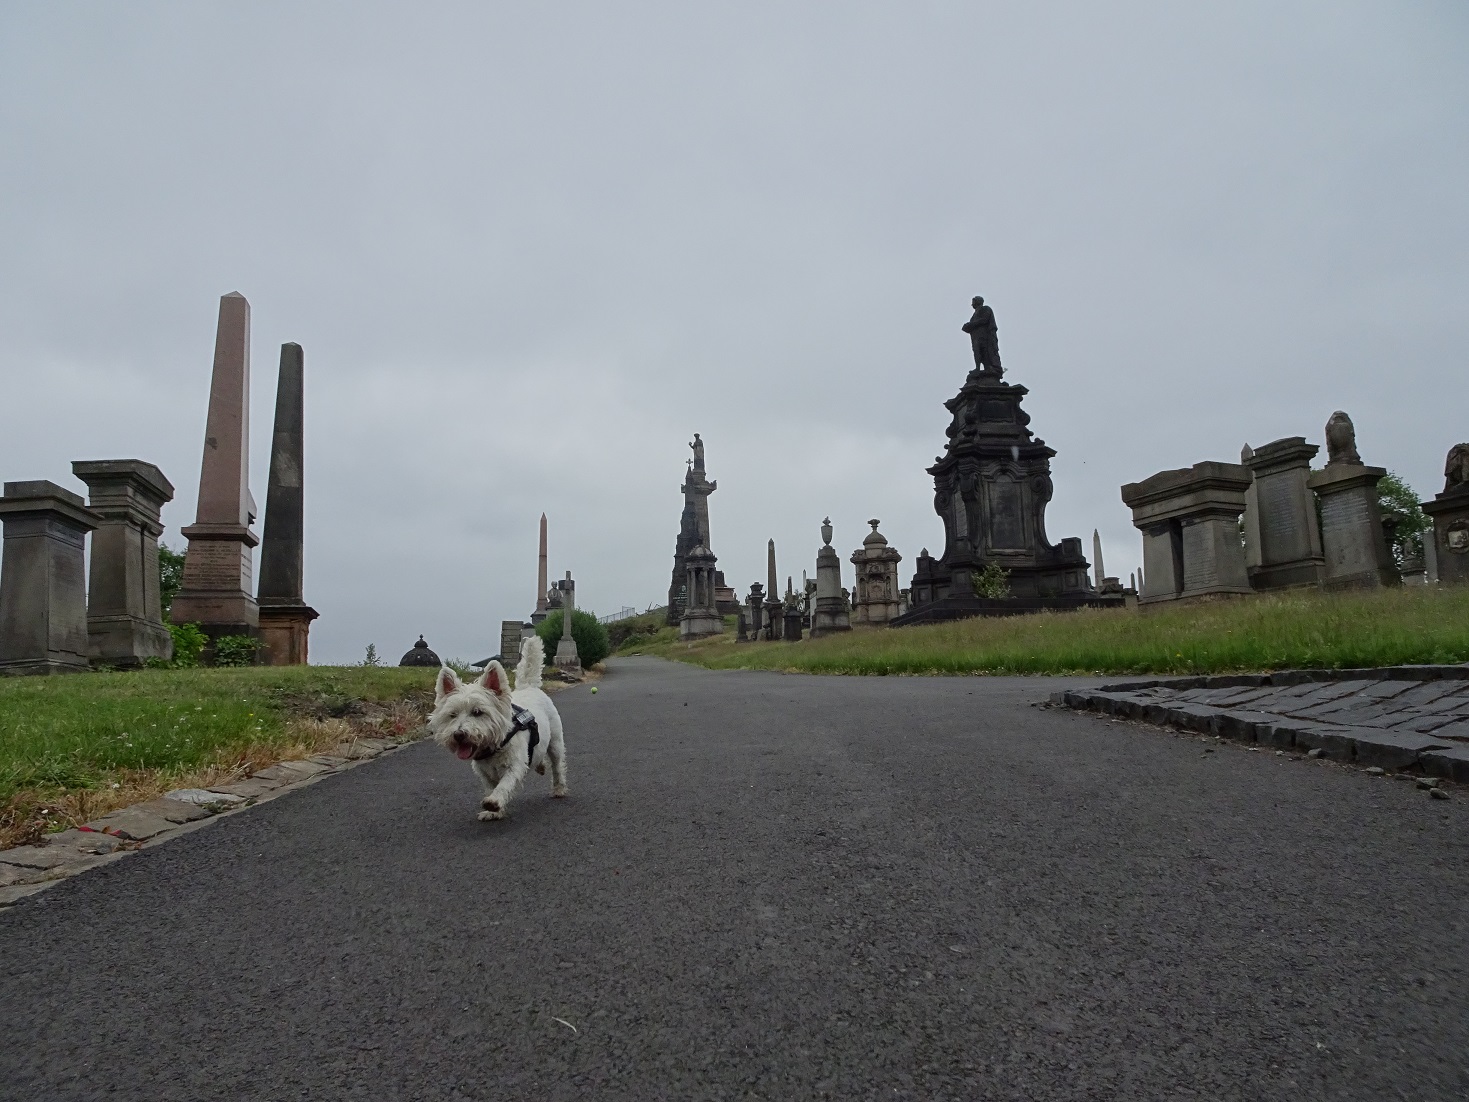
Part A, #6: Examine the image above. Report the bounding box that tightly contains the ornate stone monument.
[554,572,581,674]
[667,434,719,625]
[1422,442,1469,587]
[399,636,440,667]
[171,292,260,646]
[746,582,765,640]
[1305,412,1398,590]
[71,460,175,667]
[0,481,101,675]
[679,545,724,638]
[532,513,549,624]
[1242,436,1325,590]
[896,298,1115,624]
[851,519,902,626]
[256,343,318,665]
[811,518,852,638]
[1121,462,1254,604]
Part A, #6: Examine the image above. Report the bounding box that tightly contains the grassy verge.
[620,585,1469,677]
[1,665,437,848]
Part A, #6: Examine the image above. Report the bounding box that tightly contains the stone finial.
[1325,411,1362,466]
[821,518,833,547]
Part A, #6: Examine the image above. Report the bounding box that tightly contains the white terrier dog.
[427,635,569,821]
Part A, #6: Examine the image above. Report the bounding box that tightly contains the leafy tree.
[1378,472,1429,569]
[158,543,186,616]
[362,643,381,667]
[535,609,611,669]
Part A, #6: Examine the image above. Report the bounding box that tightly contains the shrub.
[167,622,207,668]
[214,635,262,668]
[361,643,381,667]
[158,543,186,616]
[536,609,611,669]
[606,611,666,649]
[973,563,1011,599]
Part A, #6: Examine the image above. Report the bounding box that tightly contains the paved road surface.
[3,657,1467,1100]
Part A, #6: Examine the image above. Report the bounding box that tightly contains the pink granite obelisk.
[532,513,549,624]
[171,292,260,643]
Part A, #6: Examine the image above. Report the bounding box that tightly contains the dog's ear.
[478,660,509,698]
[435,665,461,702]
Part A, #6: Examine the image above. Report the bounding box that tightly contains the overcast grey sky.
[2,2,1465,664]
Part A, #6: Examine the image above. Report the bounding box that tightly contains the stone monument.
[500,620,525,665]
[667,435,719,625]
[782,591,804,641]
[532,514,549,624]
[399,636,440,667]
[1242,436,1325,590]
[811,518,852,638]
[679,544,725,638]
[71,460,175,667]
[746,582,766,640]
[896,298,1115,624]
[1422,442,1469,587]
[171,292,261,646]
[851,519,902,626]
[1306,412,1398,590]
[554,572,581,674]
[1121,462,1254,605]
[0,481,101,675]
[764,540,783,641]
[256,343,318,665]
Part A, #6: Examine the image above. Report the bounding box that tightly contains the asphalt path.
[3,657,1467,1101]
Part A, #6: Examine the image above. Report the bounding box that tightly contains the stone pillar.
[811,517,852,637]
[1121,463,1253,605]
[257,343,318,665]
[554,572,581,673]
[1307,464,1398,590]
[680,545,724,638]
[764,539,783,640]
[71,460,175,667]
[0,481,101,675]
[1420,443,1469,587]
[500,620,524,666]
[746,583,765,639]
[1243,437,1325,590]
[171,292,260,645]
[532,513,549,624]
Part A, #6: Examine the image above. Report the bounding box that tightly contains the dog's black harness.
[472,704,540,765]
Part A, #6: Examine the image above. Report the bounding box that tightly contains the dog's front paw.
[478,807,506,821]
[551,785,569,799]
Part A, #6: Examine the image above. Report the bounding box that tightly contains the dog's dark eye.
[470,707,484,718]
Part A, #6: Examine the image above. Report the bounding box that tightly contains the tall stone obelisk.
[532,513,549,624]
[764,538,783,640]
[257,343,318,665]
[172,292,260,647]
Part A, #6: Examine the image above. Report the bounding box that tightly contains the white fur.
[426,635,569,821]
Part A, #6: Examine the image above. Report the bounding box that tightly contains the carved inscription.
[1256,475,1304,563]
[1181,522,1219,590]
[1320,491,1372,570]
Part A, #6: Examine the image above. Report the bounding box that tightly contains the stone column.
[1092,529,1105,590]
[746,583,765,639]
[1243,437,1324,590]
[171,292,260,644]
[257,343,318,665]
[764,539,783,640]
[532,513,549,624]
[71,460,175,667]
[811,518,852,637]
[555,572,581,673]
[1307,463,1398,590]
[0,481,101,675]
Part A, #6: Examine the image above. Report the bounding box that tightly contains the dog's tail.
[516,634,544,690]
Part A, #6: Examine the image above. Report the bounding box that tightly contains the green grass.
[623,585,1469,677]
[0,665,435,807]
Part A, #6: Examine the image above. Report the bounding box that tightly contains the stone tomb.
[1421,443,1469,587]
[1121,462,1253,605]
[1241,436,1325,590]
[679,545,724,639]
[71,460,175,667]
[851,519,902,625]
[0,481,101,674]
[810,518,851,638]
[1306,412,1398,590]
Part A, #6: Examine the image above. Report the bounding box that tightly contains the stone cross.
[257,343,318,664]
[0,481,102,674]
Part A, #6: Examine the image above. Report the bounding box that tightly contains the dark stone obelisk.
[171,292,260,647]
[257,342,318,665]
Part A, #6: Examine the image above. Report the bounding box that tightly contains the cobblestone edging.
[0,736,414,909]
[1054,665,1469,784]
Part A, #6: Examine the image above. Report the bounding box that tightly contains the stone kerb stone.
[71,459,176,667]
[1307,462,1398,590]
[1242,437,1325,591]
[1121,461,1253,605]
[0,481,102,675]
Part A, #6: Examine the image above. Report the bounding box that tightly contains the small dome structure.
[399,635,441,667]
[862,519,889,548]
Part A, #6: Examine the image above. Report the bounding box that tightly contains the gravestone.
[850,519,902,625]
[171,292,260,645]
[1305,412,1398,590]
[764,540,783,640]
[1121,462,1253,604]
[1242,436,1325,590]
[71,459,175,667]
[554,573,581,673]
[668,435,718,625]
[810,518,852,637]
[532,513,549,624]
[0,481,102,674]
[256,343,318,665]
[679,545,724,638]
[1422,442,1469,587]
[746,583,765,640]
[896,298,1115,624]
[782,600,803,641]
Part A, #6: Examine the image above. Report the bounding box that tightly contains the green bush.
[972,563,1011,599]
[158,543,186,616]
[606,610,666,648]
[213,635,262,668]
[536,609,611,669]
[166,622,207,668]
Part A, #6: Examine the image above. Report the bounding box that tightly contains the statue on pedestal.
[962,296,1003,379]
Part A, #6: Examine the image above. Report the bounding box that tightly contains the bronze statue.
[962,296,1003,378]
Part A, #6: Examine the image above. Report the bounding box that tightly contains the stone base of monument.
[1307,463,1399,590]
[679,610,724,639]
[257,601,318,666]
[88,615,175,669]
[554,638,582,676]
[894,593,1124,626]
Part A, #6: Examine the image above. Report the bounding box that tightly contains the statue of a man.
[689,433,705,472]
[962,296,1003,378]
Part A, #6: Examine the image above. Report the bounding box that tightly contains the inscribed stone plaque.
[1257,476,1304,562]
[987,477,1025,549]
[1181,522,1219,590]
[1321,492,1372,570]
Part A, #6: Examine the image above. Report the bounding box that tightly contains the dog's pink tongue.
[455,744,475,760]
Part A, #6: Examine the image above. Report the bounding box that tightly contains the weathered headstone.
[1121,462,1253,604]
[1242,436,1325,590]
[1305,412,1398,590]
[554,572,581,673]
[71,460,175,667]
[782,600,803,641]
[679,545,724,638]
[1422,442,1469,587]
[811,518,852,637]
[0,481,101,674]
[532,513,549,624]
[851,519,902,625]
[171,292,260,645]
[256,343,318,665]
